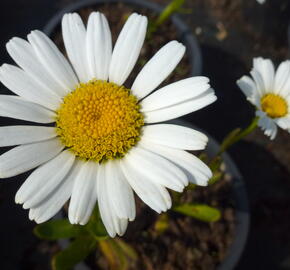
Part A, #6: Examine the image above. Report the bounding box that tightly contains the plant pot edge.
[43,0,202,77]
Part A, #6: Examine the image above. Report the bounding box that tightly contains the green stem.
[210,116,259,169]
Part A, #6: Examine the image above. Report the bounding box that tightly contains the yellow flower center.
[56,80,144,162]
[261,93,288,118]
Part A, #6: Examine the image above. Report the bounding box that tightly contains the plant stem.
[210,116,259,168]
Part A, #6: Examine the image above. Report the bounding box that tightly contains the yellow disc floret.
[261,93,288,119]
[56,80,144,162]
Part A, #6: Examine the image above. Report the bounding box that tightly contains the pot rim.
[172,119,250,270]
[43,0,202,76]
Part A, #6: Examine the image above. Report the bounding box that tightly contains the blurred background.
[0,0,290,269]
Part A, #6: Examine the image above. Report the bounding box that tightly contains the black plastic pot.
[43,0,202,77]
[44,1,248,269]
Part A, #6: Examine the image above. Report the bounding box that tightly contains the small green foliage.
[33,219,84,240]
[85,206,108,240]
[52,235,97,270]
[147,0,185,36]
[99,239,138,270]
[155,0,185,26]
[154,213,170,235]
[173,203,221,222]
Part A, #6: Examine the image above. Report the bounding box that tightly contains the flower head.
[237,57,290,139]
[0,12,216,237]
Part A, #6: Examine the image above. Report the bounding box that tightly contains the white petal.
[29,159,82,223]
[142,124,208,151]
[275,116,290,130]
[97,164,128,237]
[236,75,258,105]
[0,126,56,147]
[62,13,90,83]
[87,12,112,81]
[68,161,98,225]
[257,111,278,140]
[0,64,61,110]
[250,69,265,97]
[109,13,147,85]
[6,37,67,97]
[16,150,75,208]
[144,88,217,123]
[0,138,64,178]
[139,140,212,186]
[253,57,275,91]
[0,95,55,123]
[27,30,78,93]
[275,60,290,97]
[126,145,186,191]
[105,161,135,221]
[119,158,171,213]
[132,41,186,99]
[141,76,210,112]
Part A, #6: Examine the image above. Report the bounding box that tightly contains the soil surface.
[0,0,290,270]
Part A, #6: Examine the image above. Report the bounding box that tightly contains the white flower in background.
[256,0,266,4]
[0,12,216,237]
[237,57,290,140]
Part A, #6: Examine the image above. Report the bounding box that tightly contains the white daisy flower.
[0,12,216,237]
[237,57,290,140]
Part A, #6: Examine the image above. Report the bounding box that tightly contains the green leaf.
[173,203,221,222]
[52,235,97,270]
[34,219,84,240]
[85,206,108,240]
[156,0,185,26]
[99,239,138,270]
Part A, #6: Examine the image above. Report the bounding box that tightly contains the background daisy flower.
[237,57,290,140]
[0,12,216,237]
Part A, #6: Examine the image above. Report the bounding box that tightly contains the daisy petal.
[62,13,90,83]
[27,30,78,93]
[275,116,290,130]
[144,88,217,123]
[29,160,82,223]
[120,158,171,213]
[0,138,64,178]
[105,161,135,221]
[250,69,265,97]
[253,57,275,91]
[139,140,212,186]
[141,77,210,112]
[97,164,128,237]
[68,161,98,225]
[0,126,56,147]
[0,95,55,123]
[257,111,278,140]
[17,150,75,208]
[275,60,290,96]
[126,145,186,192]
[142,124,208,150]
[132,41,186,100]
[236,75,258,104]
[6,37,66,97]
[109,13,147,85]
[87,12,112,81]
[0,64,61,110]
